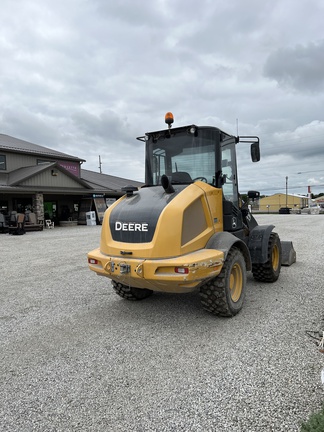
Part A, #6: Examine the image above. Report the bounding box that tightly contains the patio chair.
[45,219,54,229]
[9,213,25,235]
[0,213,9,233]
[9,211,17,227]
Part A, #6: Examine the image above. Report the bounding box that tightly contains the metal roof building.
[0,134,143,225]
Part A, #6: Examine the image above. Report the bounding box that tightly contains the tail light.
[175,267,189,274]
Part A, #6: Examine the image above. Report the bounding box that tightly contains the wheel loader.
[88,112,296,316]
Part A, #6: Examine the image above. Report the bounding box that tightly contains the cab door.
[221,139,239,208]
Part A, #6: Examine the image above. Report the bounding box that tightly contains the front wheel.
[112,281,153,301]
[199,247,247,317]
[252,232,282,282]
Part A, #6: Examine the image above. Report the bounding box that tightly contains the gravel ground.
[1,214,324,432]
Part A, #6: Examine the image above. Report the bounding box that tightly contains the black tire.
[112,280,153,301]
[199,247,246,317]
[252,232,282,282]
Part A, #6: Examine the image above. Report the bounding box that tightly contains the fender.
[206,231,252,271]
[248,224,274,264]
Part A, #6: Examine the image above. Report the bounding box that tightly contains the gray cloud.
[71,109,132,141]
[264,40,324,92]
[1,0,324,194]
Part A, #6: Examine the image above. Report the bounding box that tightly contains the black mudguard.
[248,224,275,264]
[206,231,252,271]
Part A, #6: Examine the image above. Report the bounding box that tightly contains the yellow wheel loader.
[88,113,296,316]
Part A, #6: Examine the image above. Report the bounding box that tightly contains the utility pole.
[98,155,102,174]
[308,185,312,207]
[285,176,288,208]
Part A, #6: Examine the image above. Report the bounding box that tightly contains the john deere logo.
[115,221,149,232]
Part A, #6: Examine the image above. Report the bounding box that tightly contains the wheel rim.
[229,263,243,302]
[272,244,280,271]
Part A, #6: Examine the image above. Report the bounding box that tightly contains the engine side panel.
[100,183,222,259]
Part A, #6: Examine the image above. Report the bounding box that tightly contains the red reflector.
[88,258,98,264]
[175,267,189,274]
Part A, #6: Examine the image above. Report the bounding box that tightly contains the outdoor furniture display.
[0,213,9,233]
[24,211,44,231]
[8,213,25,235]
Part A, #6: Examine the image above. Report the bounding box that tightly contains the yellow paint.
[88,247,224,293]
[88,182,226,293]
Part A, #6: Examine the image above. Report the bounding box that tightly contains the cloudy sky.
[1,0,324,195]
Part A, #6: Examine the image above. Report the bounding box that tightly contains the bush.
[301,406,324,431]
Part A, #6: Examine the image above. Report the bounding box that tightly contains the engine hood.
[109,185,187,243]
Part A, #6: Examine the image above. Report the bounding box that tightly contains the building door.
[44,202,57,220]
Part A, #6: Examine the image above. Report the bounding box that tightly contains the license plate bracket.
[120,263,131,274]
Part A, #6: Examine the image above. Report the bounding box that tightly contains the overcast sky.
[1,0,324,195]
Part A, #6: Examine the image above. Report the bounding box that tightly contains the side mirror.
[248,190,260,201]
[251,142,260,162]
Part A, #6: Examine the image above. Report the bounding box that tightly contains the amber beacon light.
[165,112,174,128]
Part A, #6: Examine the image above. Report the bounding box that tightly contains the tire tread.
[112,281,153,301]
[200,247,246,317]
[252,232,281,282]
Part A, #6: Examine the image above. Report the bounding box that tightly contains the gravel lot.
[1,214,324,431]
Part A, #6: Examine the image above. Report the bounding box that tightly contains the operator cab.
[137,112,260,234]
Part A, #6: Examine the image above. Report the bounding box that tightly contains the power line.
[242,183,324,193]
[297,169,324,174]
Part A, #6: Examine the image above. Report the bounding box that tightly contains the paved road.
[1,214,323,431]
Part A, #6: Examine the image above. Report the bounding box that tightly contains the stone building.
[0,134,143,225]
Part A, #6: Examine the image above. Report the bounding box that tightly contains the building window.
[0,155,6,170]
[37,159,54,165]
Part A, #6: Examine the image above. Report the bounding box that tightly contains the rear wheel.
[199,247,246,317]
[252,232,281,282]
[112,281,153,301]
